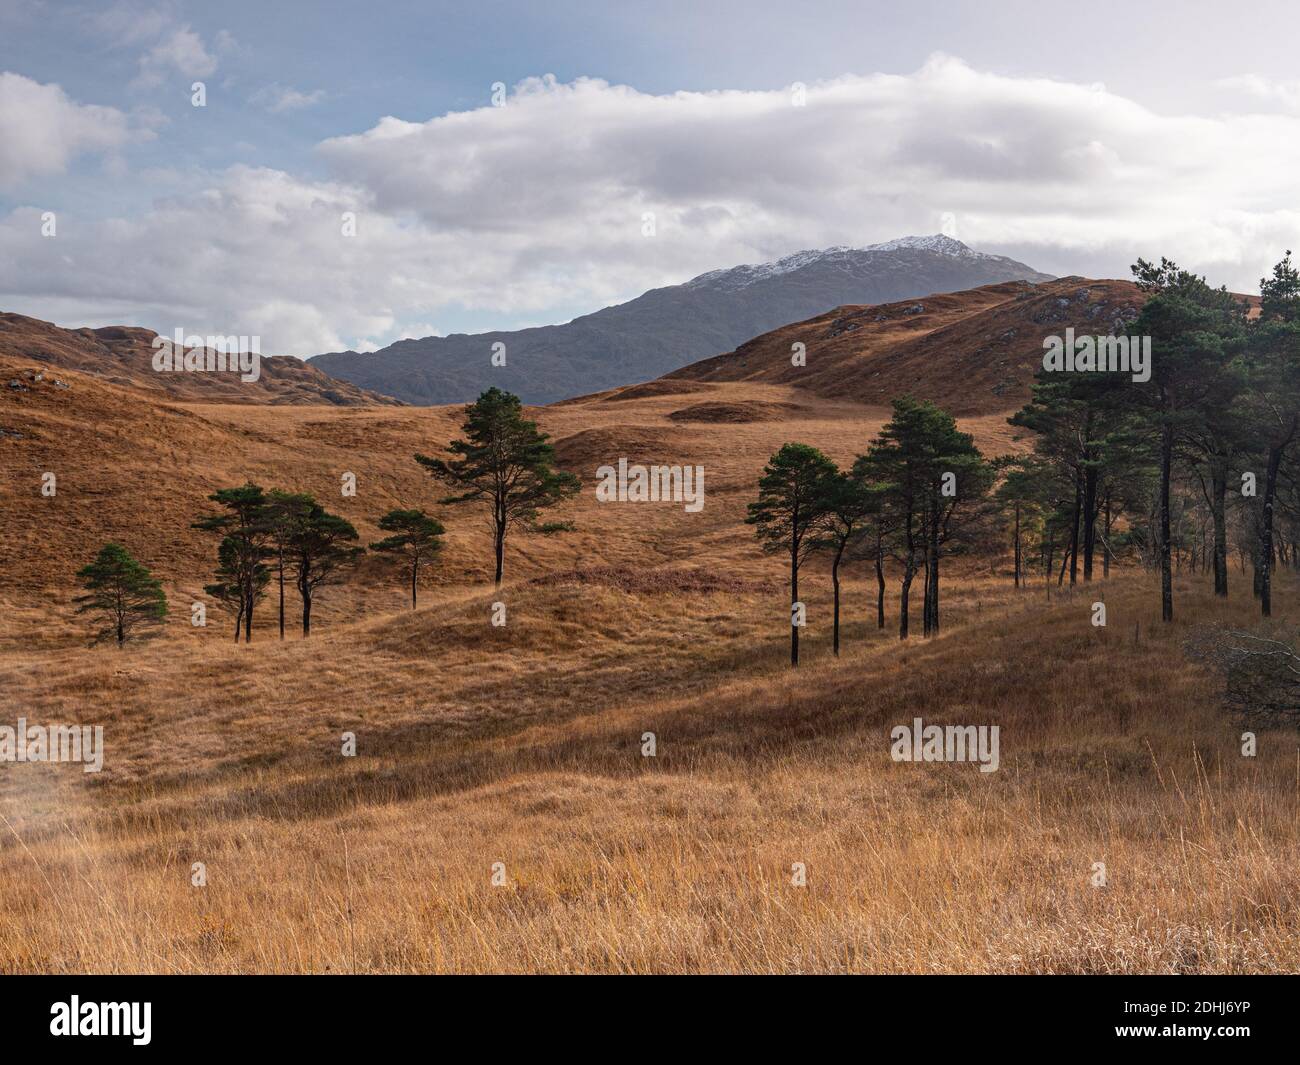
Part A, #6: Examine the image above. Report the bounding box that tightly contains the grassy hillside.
[1,567,1294,973]
[1,323,1295,974]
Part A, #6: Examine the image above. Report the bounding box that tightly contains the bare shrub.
[1188,625,1300,723]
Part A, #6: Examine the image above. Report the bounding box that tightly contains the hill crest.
[0,313,402,407]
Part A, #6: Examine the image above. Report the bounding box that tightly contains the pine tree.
[193,483,272,642]
[1125,258,1246,621]
[265,491,316,639]
[1244,252,1300,617]
[416,388,578,587]
[204,535,269,642]
[747,442,837,666]
[287,504,363,636]
[371,509,445,609]
[75,543,167,647]
[812,469,879,656]
[993,456,1051,589]
[857,398,991,638]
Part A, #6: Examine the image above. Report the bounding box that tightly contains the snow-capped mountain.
[311,237,1052,406]
[688,236,1026,290]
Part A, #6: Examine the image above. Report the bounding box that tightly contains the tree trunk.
[411,559,419,610]
[831,545,843,656]
[1082,465,1098,581]
[899,563,913,640]
[790,543,800,666]
[928,548,940,636]
[1013,501,1021,588]
[875,535,885,629]
[494,508,506,588]
[1069,468,1082,586]
[1262,443,1286,618]
[927,502,940,635]
[1211,461,1228,597]
[278,548,286,639]
[1045,530,1055,599]
[1102,491,1111,579]
[1159,420,1173,623]
[922,543,932,637]
[302,588,312,637]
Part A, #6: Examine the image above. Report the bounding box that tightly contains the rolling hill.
[0,313,401,406]
[0,272,1135,596]
[659,276,1145,416]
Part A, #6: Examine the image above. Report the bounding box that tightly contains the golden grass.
[2,372,1297,973]
[1,565,1297,973]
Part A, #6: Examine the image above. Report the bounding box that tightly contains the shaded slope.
[663,277,1144,416]
[0,313,401,406]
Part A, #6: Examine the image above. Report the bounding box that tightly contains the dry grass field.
[1,357,1297,973]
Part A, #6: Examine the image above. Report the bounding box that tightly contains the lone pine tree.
[416,387,578,587]
[75,543,167,647]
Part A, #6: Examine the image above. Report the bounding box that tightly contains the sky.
[3,0,1300,355]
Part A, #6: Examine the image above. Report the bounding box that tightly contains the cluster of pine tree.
[749,253,1300,665]
[75,387,577,646]
[748,398,993,665]
[1004,253,1300,622]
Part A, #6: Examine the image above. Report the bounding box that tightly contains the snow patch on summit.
[864,234,982,257]
[687,235,996,291]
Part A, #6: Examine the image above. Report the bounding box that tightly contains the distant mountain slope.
[310,235,1052,406]
[654,276,1145,416]
[0,313,402,406]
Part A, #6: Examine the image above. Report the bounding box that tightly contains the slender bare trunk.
[875,534,885,629]
[1160,420,1173,623]
[790,543,800,666]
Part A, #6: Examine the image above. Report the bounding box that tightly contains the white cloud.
[132,26,218,89]
[0,166,437,353]
[0,72,134,189]
[317,58,1300,290]
[1218,74,1300,111]
[252,83,326,113]
[7,56,1300,352]
[99,6,233,91]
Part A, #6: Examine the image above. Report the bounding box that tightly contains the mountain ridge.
[310,236,1053,406]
